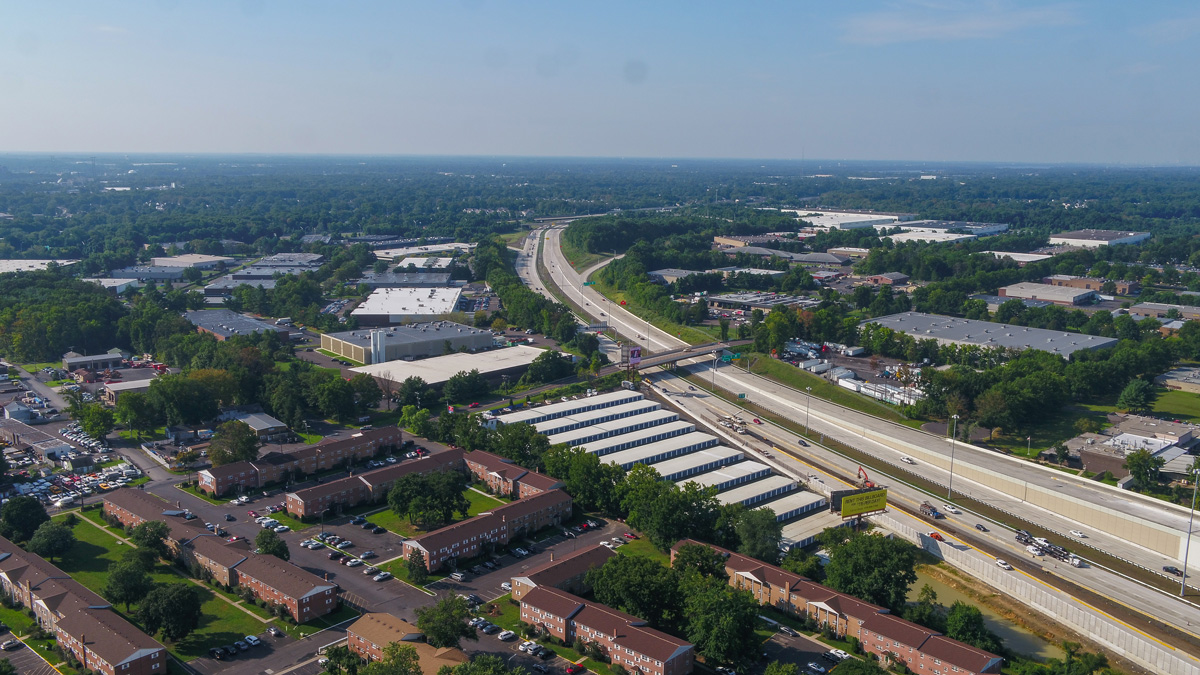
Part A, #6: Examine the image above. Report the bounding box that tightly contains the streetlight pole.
[1183,468,1200,597]
[711,354,718,391]
[947,414,960,499]
[805,387,812,432]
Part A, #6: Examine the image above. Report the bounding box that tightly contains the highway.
[527,224,1200,640]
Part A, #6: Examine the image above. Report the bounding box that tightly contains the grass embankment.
[590,282,715,346]
[558,236,611,271]
[497,230,530,248]
[20,362,60,374]
[744,355,915,426]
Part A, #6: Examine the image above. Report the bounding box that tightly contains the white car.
[900,456,915,464]
[942,504,961,514]
[273,525,290,533]
[1070,530,1086,538]
[501,581,512,591]
[498,630,516,641]
[996,560,1013,570]
[244,635,261,647]
[829,649,850,661]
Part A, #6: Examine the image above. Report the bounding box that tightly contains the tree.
[415,595,477,649]
[27,521,75,562]
[115,391,158,439]
[823,532,918,611]
[148,374,218,429]
[719,318,730,341]
[323,645,360,675]
[130,521,172,559]
[494,421,551,471]
[1053,443,1071,465]
[407,549,429,585]
[440,654,526,675]
[0,659,14,675]
[1124,448,1166,490]
[361,643,423,675]
[209,420,260,466]
[137,583,203,641]
[734,507,783,563]
[543,445,625,514]
[350,373,382,414]
[255,528,291,561]
[825,660,886,675]
[0,496,49,542]
[1117,379,1155,412]
[79,403,116,440]
[587,555,682,630]
[763,662,797,675]
[400,405,432,437]
[779,547,825,582]
[903,584,945,633]
[682,576,760,667]
[316,377,357,422]
[671,543,729,581]
[945,601,1001,654]
[104,560,154,611]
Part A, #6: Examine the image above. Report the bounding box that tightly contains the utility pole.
[947,414,960,499]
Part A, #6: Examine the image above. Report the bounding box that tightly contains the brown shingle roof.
[519,545,615,589]
[521,586,585,620]
[347,613,468,673]
[190,536,250,570]
[233,553,335,600]
[518,471,563,492]
[103,487,182,519]
[288,476,369,503]
[55,607,164,668]
[524,587,692,664]
[860,613,936,650]
[463,450,514,472]
[408,489,571,553]
[919,635,1002,673]
[201,460,256,481]
[357,449,463,489]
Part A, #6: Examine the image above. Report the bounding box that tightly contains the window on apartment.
[152,664,161,671]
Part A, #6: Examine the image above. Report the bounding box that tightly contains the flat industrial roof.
[374,243,475,259]
[151,254,233,267]
[759,491,826,517]
[1001,282,1095,303]
[349,345,544,386]
[326,322,489,347]
[256,253,324,266]
[502,391,644,426]
[534,400,663,435]
[649,446,743,478]
[1050,229,1150,242]
[781,510,846,547]
[885,231,976,244]
[396,257,455,269]
[985,251,1054,263]
[677,460,772,490]
[184,309,287,339]
[573,419,696,454]
[602,433,719,469]
[716,475,797,506]
[863,312,1117,357]
[0,260,78,273]
[351,287,462,317]
[547,410,680,448]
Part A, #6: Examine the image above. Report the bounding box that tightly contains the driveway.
[0,634,59,675]
[757,631,842,675]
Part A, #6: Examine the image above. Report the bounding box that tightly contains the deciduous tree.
[130,521,172,559]
[255,528,290,561]
[28,521,75,562]
[209,420,260,466]
[104,560,154,611]
[415,595,477,649]
[823,531,918,612]
[0,496,48,542]
[137,584,203,641]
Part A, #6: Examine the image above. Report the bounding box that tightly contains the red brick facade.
[286,450,464,518]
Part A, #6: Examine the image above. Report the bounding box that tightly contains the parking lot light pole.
[947,414,960,499]
[1183,468,1200,597]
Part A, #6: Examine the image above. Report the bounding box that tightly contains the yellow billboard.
[839,489,888,518]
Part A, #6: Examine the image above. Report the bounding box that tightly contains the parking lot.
[0,635,59,675]
[758,632,849,675]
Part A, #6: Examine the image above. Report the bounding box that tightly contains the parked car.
[364,566,379,575]
[566,665,585,675]
[501,581,512,591]
[346,559,364,567]
[622,532,638,539]
[372,526,387,534]
[244,635,261,647]
[361,550,376,559]
[498,630,516,641]
[234,641,249,651]
[337,540,353,549]
[373,571,393,582]
[806,663,827,675]
[1,640,21,651]
[208,647,224,660]
[779,625,798,637]
[328,551,344,561]
[481,624,501,635]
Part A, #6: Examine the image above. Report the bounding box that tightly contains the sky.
[2,1,1199,164]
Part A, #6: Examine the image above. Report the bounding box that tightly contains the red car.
[928,532,945,542]
[622,532,638,540]
[247,510,258,518]
[469,402,480,408]
[566,666,585,675]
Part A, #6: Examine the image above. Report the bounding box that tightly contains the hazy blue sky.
[3,1,1199,164]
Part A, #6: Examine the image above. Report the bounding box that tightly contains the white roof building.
[349,345,544,388]
[150,254,234,269]
[374,243,476,259]
[350,287,464,324]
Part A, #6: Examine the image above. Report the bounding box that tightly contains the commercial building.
[1042,275,1138,295]
[708,267,787,279]
[286,450,464,518]
[0,419,71,459]
[721,247,850,266]
[255,252,325,267]
[827,247,871,258]
[346,614,469,672]
[0,537,167,675]
[185,309,290,341]
[1048,230,1151,248]
[862,312,1117,358]
[999,282,1096,306]
[0,259,77,273]
[109,266,186,281]
[1131,303,1200,321]
[197,426,403,496]
[351,345,543,390]
[350,287,464,325]
[102,379,154,405]
[103,489,338,622]
[519,586,694,675]
[321,322,493,365]
[1155,367,1200,394]
[671,541,1002,675]
[885,231,976,244]
[866,272,910,286]
[150,253,234,269]
[647,269,703,284]
[395,257,455,270]
[63,351,127,371]
[706,292,820,312]
[374,243,475,259]
[511,544,616,601]
[204,276,278,295]
[786,210,905,229]
[985,251,1054,265]
[354,271,454,288]
[967,295,1051,313]
[402,489,573,571]
[898,220,1009,236]
[215,410,289,442]
[84,278,140,294]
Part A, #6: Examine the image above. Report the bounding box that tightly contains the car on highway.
[928,532,944,541]
[996,560,1013,570]
[974,523,988,532]
[1070,530,1086,538]
[942,504,961,514]
[1164,565,1184,577]
[900,456,915,464]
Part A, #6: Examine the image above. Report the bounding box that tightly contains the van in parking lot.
[449,571,468,582]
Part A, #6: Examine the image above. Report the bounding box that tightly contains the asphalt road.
[530,225,1200,638]
[0,634,58,675]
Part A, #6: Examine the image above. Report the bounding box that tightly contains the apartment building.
[520,586,694,675]
[511,544,615,602]
[346,613,468,671]
[670,541,1002,675]
[103,489,338,622]
[198,426,403,496]
[402,489,572,571]
[463,450,564,498]
[0,537,167,675]
[286,450,464,518]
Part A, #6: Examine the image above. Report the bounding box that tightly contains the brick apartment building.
[103,489,338,622]
[511,544,615,602]
[519,586,694,675]
[198,426,403,497]
[0,537,167,675]
[402,489,573,571]
[286,449,464,518]
[463,450,564,498]
[671,541,1002,675]
[346,613,468,671]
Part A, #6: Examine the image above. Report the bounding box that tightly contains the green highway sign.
[732,353,742,358]
[722,356,733,362]
[583,281,595,286]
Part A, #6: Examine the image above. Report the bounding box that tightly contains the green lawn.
[20,362,60,374]
[368,489,504,538]
[466,489,506,514]
[51,516,283,661]
[497,231,530,248]
[745,355,914,426]
[592,283,714,346]
[559,237,611,272]
[613,537,669,566]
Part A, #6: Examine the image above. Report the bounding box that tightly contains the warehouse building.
[714,475,797,507]
[568,419,695,455]
[886,231,976,244]
[898,220,1009,236]
[350,287,464,325]
[395,257,455,270]
[1131,302,1200,321]
[999,282,1097,306]
[350,345,543,390]
[1048,230,1151,248]
[602,433,720,470]
[321,322,493,365]
[354,271,454,288]
[968,295,1052,313]
[680,462,773,492]
[707,292,820,312]
[862,312,1118,358]
[648,268,703,284]
[985,251,1054,265]
[1042,275,1139,295]
[110,265,185,281]
[151,254,234,269]
[650,446,743,481]
[533,400,665,436]
[501,390,647,426]
[185,309,290,341]
[255,253,324,267]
